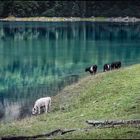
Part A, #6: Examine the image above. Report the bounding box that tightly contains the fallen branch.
[1,128,77,140]
[61,129,77,135]
[86,119,140,128]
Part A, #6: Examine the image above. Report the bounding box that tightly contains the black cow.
[111,61,121,70]
[103,64,111,72]
[85,65,97,75]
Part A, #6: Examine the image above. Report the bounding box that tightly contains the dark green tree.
[71,1,80,17]
[1,0,14,17]
[37,1,51,16]
[0,1,4,17]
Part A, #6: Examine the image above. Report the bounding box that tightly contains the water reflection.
[0,74,79,122]
[0,21,140,122]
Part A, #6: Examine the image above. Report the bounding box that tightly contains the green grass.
[0,64,140,139]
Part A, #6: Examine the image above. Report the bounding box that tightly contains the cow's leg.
[90,71,94,75]
[45,102,49,113]
[38,106,41,114]
[48,100,51,112]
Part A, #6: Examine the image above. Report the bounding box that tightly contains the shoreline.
[0,16,140,22]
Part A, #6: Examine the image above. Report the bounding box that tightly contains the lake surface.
[0,21,140,122]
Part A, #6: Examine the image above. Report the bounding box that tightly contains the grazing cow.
[103,64,111,72]
[111,61,121,70]
[32,97,51,115]
[85,65,97,75]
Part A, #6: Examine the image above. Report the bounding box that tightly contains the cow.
[111,61,121,70]
[32,97,51,115]
[103,64,111,72]
[85,65,97,75]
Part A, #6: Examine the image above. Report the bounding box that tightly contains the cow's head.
[85,67,89,72]
[32,106,38,115]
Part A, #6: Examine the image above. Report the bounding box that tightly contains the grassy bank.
[0,64,140,139]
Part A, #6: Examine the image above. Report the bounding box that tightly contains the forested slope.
[0,1,140,18]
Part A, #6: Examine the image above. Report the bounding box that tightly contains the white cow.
[32,97,51,115]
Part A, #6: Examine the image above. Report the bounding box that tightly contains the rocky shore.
[0,16,140,22]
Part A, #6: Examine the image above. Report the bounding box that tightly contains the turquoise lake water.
[0,21,140,122]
